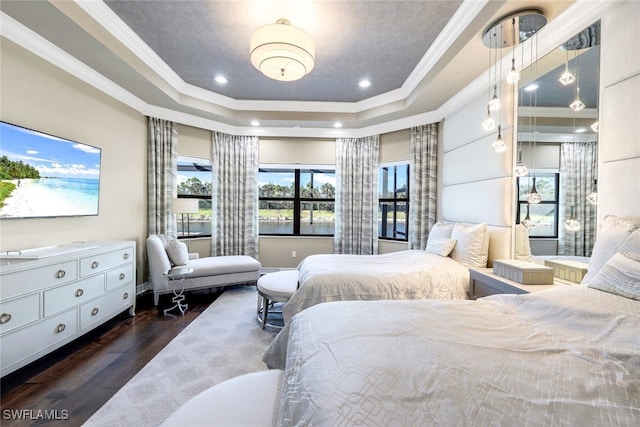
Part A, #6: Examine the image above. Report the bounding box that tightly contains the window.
[378,164,409,241]
[176,157,212,238]
[259,168,335,236]
[516,172,559,238]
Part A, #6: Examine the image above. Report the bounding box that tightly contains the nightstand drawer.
[472,279,527,299]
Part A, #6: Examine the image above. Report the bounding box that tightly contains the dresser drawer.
[0,260,78,300]
[80,247,133,277]
[80,285,133,330]
[106,264,134,292]
[0,293,41,335]
[44,275,105,316]
[0,308,77,375]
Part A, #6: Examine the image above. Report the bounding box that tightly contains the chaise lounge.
[146,234,261,305]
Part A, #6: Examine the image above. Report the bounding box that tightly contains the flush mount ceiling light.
[250,19,315,82]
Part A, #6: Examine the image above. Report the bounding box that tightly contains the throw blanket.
[264,286,640,426]
[282,250,469,322]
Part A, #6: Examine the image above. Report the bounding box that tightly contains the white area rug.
[83,286,277,427]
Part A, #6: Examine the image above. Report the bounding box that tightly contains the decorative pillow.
[426,238,457,257]
[588,251,640,300]
[165,239,189,266]
[426,222,455,248]
[450,223,490,268]
[514,223,532,261]
[582,215,640,285]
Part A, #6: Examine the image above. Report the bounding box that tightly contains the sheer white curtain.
[211,132,259,258]
[147,117,177,237]
[409,123,438,250]
[334,135,379,254]
[559,141,597,256]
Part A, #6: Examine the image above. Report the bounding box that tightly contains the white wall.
[0,39,147,283]
[597,1,640,221]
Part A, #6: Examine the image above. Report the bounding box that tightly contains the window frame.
[378,163,410,242]
[259,167,335,236]
[516,171,560,239]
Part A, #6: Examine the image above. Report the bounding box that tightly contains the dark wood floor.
[0,289,224,427]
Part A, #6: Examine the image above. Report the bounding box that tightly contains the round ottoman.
[256,270,299,329]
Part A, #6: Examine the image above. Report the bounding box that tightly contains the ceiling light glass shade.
[514,162,528,177]
[558,63,575,85]
[569,87,586,111]
[526,176,542,204]
[591,121,599,132]
[507,59,520,85]
[492,125,506,153]
[564,206,581,232]
[521,204,536,230]
[587,179,598,205]
[482,107,495,131]
[489,85,500,111]
[250,19,315,82]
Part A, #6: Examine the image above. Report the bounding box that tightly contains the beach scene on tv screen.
[0,122,101,218]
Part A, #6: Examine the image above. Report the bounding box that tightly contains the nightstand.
[469,268,564,299]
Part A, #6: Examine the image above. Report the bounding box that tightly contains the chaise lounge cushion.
[188,255,263,278]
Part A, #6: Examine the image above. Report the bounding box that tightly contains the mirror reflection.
[516,21,600,257]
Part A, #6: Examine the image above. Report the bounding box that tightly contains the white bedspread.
[264,286,640,426]
[282,250,470,323]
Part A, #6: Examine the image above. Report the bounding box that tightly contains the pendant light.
[564,205,581,231]
[492,125,507,153]
[514,148,528,177]
[482,106,496,131]
[506,17,520,85]
[587,179,598,205]
[526,175,542,204]
[521,203,536,230]
[558,50,575,85]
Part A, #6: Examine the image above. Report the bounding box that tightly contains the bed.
[282,222,493,323]
[263,215,640,425]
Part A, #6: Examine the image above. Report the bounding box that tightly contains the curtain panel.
[211,132,259,258]
[558,141,597,256]
[334,135,380,255]
[147,117,177,237]
[409,123,439,250]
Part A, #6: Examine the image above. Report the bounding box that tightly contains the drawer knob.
[91,308,99,316]
[123,253,130,260]
[56,323,66,333]
[91,261,99,269]
[119,273,126,280]
[56,269,66,279]
[75,289,84,297]
[123,292,129,300]
[0,313,11,324]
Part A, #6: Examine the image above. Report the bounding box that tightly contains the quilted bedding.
[264,285,640,426]
[282,250,470,323]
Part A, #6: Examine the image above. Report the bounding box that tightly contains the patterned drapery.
[409,123,439,250]
[211,132,259,258]
[334,135,380,254]
[147,117,177,237]
[559,141,597,256]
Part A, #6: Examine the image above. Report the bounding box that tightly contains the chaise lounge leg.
[154,292,160,306]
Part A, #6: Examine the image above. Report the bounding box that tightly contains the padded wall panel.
[442,130,512,186]
[601,1,640,87]
[598,157,640,221]
[441,177,512,227]
[442,90,514,153]
[487,226,512,265]
[599,74,640,162]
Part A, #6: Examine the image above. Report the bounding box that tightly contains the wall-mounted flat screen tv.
[0,121,101,219]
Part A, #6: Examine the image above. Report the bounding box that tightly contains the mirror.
[515,21,600,257]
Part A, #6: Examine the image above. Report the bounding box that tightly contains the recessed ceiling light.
[359,79,371,88]
[574,127,587,133]
[333,122,343,128]
[251,120,260,126]
[524,83,539,92]
[215,75,228,84]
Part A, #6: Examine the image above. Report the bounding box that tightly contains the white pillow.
[426,222,454,247]
[514,223,532,261]
[450,223,490,268]
[426,238,457,257]
[582,215,640,285]
[165,239,189,266]
[588,251,640,300]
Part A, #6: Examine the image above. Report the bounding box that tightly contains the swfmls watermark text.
[2,409,70,421]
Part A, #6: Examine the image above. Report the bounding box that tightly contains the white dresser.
[0,241,136,377]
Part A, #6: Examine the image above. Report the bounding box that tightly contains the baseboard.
[136,281,150,295]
